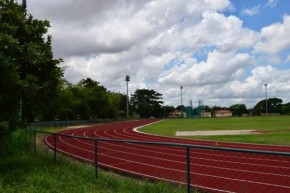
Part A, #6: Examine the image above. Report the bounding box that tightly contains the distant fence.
[29,119,116,129]
[33,130,290,193]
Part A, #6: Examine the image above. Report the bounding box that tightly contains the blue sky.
[229,0,288,30]
[26,0,290,108]
[232,0,290,74]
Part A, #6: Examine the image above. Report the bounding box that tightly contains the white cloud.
[24,0,290,107]
[255,15,290,54]
[242,5,261,16]
[158,50,251,86]
[266,0,278,7]
[285,55,290,63]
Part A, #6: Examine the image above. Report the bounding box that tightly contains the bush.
[0,124,31,157]
[0,122,10,157]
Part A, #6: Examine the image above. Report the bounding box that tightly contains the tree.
[161,105,175,117]
[71,78,109,119]
[57,78,127,120]
[106,92,127,118]
[22,0,26,9]
[252,98,283,115]
[282,103,290,115]
[203,105,211,112]
[0,0,63,123]
[229,104,248,116]
[175,105,186,111]
[130,89,163,118]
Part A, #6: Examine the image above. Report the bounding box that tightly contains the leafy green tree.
[203,105,211,112]
[130,89,163,118]
[212,106,223,111]
[229,104,248,116]
[252,98,283,115]
[268,98,283,114]
[0,0,63,123]
[107,92,127,118]
[282,102,290,115]
[57,80,75,120]
[175,105,186,111]
[57,78,127,119]
[161,105,175,117]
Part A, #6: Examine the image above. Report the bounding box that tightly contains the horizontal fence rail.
[30,119,116,129]
[34,130,290,193]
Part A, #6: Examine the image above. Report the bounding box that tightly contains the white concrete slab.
[176,130,257,136]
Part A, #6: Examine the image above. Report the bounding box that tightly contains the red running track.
[45,119,290,193]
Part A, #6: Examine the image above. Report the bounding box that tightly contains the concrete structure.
[202,111,212,118]
[169,110,186,118]
[214,110,232,117]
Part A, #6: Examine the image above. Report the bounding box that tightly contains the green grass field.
[140,116,290,145]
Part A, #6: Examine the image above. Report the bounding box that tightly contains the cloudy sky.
[24,0,290,108]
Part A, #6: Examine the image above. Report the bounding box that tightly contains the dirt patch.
[251,129,290,134]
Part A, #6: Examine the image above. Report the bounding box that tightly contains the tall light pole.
[180,86,183,118]
[125,75,130,118]
[264,83,268,115]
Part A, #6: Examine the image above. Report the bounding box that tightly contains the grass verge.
[0,129,187,193]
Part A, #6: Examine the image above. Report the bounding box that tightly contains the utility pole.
[264,83,268,115]
[180,86,183,118]
[125,75,130,118]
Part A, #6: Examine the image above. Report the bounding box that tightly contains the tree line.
[1,1,290,146]
[182,97,290,117]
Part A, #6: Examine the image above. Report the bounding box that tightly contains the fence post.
[186,146,191,193]
[54,133,57,163]
[95,139,98,179]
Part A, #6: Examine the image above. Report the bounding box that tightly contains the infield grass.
[140,116,290,145]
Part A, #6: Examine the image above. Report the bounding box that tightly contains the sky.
[23,0,290,108]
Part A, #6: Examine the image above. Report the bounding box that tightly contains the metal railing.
[33,130,290,193]
[30,119,116,129]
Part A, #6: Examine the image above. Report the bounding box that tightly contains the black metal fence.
[33,130,290,193]
[29,119,116,130]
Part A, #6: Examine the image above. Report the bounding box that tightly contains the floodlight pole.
[180,86,183,118]
[264,83,268,115]
[126,75,130,118]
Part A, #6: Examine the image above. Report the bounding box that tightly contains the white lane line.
[53,129,290,180]
[45,134,290,190]
[133,121,290,152]
[115,127,290,166]
[49,123,290,176]
[63,123,290,173]
[44,120,290,191]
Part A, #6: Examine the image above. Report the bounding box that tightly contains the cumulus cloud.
[285,55,290,63]
[254,15,290,54]
[25,0,290,107]
[242,5,261,16]
[158,50,251,86]
[266,0,278,7]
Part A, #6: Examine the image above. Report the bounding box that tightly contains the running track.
[45,119,290,193]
